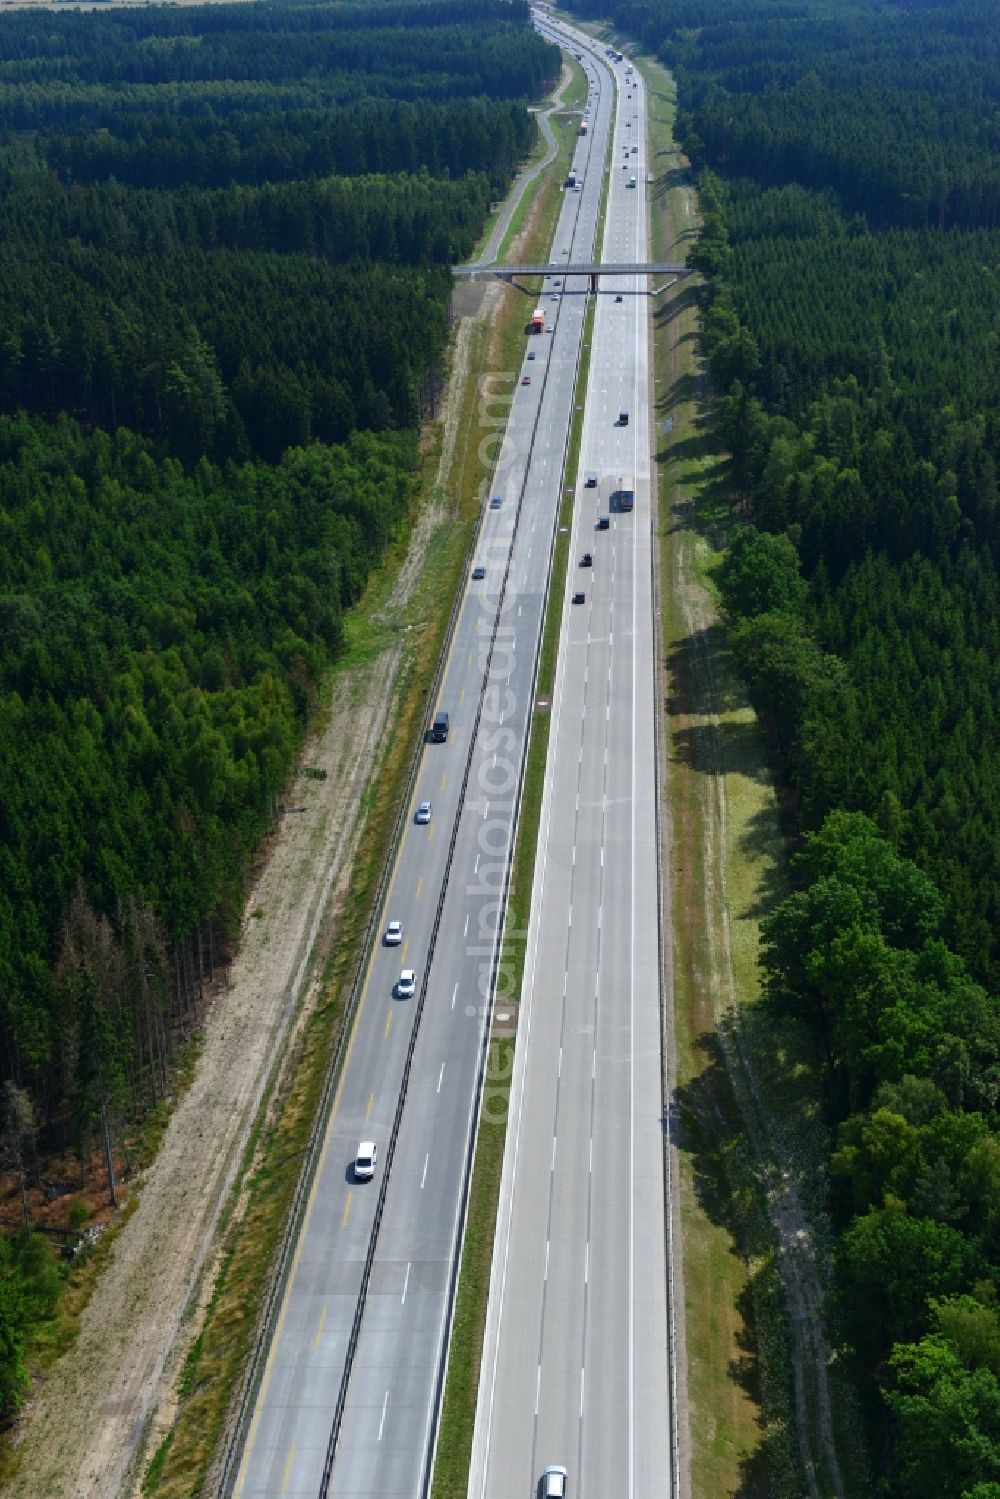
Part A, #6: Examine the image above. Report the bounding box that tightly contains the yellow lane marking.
[342,1191,353,1227]
[402,938,410,961]
[440,773,447,790]
[416,877,424,899]
[366,1090,375,1118]
[280,1443,296,1494]
[385,1010,393,1039]
[313,1305,327,1349]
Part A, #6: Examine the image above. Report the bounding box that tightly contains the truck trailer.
[530,308,546,334]
[600,473,635,512]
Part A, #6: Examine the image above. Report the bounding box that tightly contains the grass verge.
[429,1038,512,1499]
[143,63,591,1493]
[639,38,869,1499]
[142,340,498,1499]
[430,58,605,1499]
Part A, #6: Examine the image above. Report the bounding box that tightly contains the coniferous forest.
[570,0,1000,1490]
[0,0,557,1415]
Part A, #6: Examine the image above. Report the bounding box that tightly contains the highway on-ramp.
[230,32,619,1499]
[470,18,674,1499]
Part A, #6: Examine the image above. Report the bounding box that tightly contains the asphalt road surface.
[469,19,673,1499]
[231,32,619,1499]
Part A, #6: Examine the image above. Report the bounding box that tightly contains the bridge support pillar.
[590,272,598,295]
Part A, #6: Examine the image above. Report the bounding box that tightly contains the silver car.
[415,800,432,824]
[384,920,403,946]
[540,1467,567,1499]
[397,968,416,999]
[355,1141,377,1181]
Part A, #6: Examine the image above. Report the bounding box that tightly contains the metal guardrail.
[317,106,605,1492]
[220,29,612,1498]
[217,420,491,1499]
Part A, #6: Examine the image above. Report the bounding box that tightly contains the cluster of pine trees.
[0,0,557,1415]
[571,0,1000,1489]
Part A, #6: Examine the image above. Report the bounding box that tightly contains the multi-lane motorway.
[229,22,657,1499]
[470,18,673,1499]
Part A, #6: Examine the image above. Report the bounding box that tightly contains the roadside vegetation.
[0,0,561,1460]
[432,54,605,1497]
[579,0,1000,1492]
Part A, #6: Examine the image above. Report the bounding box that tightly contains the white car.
[355,1141,377,1181]
[397,969,416,999]
[415,800,432,824]
[384,920,403,946]
[540,1467,568,1499]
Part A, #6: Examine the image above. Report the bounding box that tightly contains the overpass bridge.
[453,260,693,294]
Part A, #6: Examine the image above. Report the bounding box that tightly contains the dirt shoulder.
[641,48,856,1499]
[5,80,573,1498]
[8,653,397,1499]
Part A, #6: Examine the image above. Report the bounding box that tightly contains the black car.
[596,515,610,530]
[572,591,585,604]
[581,553,593,567]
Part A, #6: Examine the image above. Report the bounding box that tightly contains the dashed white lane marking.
[451,983,458,1010]
[401,1262,411,1305]
[437,1063,445,1094]
[377,1390,389,1442]
[551,1136,557,1172]
[421,1153,429,1189]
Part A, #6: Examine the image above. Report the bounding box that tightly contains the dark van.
[431,711,450,743]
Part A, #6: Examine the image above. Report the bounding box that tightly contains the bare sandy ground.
[8,654,398,1499]
[5,58,576,1498]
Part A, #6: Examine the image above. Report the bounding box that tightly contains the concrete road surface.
[231,30,617,1499]
[470,20,673,1499]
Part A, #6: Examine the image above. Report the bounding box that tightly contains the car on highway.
[355,1141,377,1181]
[415,800,432,824]
[615,294,623,302]
[585,472,597,487]
[472,564,486,580]
[581,552,593,566]
[572,590,585,604]
[546,323,554,332]
[490,495,502,508]
[554,279,562,286]
[540,1465,568,1498]
[597,514,610,529]
[384,920,403,946]
[522,375,532,385]
[397,968,416,999]
[527,350,536,360]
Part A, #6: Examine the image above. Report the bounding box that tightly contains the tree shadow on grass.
[670,1035,786,1499]
[653,281,700,327]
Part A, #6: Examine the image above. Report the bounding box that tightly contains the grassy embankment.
[430,63,614,1499]
[634,37,868,1499]
[142,71,593,1499]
